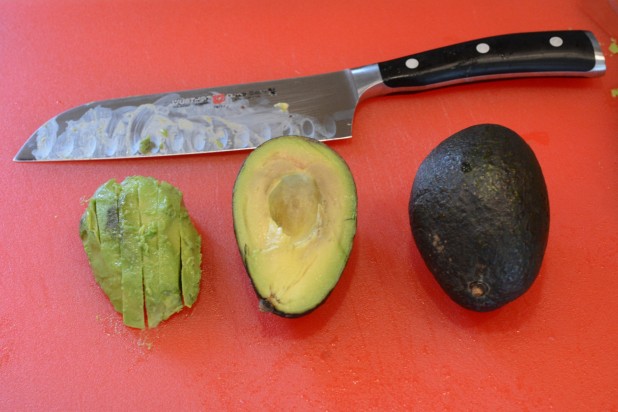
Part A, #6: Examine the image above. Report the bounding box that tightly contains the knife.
[14,30,605,162]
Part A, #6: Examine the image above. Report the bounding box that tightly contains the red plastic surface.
[1,1,617,409]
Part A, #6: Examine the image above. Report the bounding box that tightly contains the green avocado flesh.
[232,136,357,317]
[79,176,202,328]
[409,124,549,312]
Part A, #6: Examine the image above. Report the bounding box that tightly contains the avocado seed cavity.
[268,173,321,238]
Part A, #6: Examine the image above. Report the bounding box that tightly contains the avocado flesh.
[119,177,146,329]
[92,180,123,312]
[154,181,184,324]
[179,204,202,307]
[79,199,109,304]
[233,136,357,317]
[79,180,124,313]
[137,177,166,328]
[80,176,202,328]
[410,124,549,311]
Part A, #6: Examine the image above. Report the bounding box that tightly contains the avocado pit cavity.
[268,173,321,239]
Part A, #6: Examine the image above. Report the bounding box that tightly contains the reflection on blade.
[16,70,358,161]
[28,93,338,161]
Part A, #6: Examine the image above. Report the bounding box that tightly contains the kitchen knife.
[14,30,605,162]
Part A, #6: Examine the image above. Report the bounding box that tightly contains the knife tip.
[13,145,35,162]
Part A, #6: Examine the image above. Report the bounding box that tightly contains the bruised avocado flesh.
[410,124,549,311]
[232,136,357,317]
[79,176,202,328]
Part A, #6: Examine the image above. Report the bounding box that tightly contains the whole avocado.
[410,124,549,311]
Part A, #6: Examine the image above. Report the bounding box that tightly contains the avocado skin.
[410,124,549,311]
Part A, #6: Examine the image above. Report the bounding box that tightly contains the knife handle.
[375,31,605,92]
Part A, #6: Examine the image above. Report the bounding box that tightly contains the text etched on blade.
[172,88,277,108]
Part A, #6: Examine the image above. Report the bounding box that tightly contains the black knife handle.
[377,31,605,90]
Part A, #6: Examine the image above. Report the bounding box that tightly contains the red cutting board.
[2,0,617,409]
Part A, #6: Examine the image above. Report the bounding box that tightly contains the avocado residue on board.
[80,176,202,329]
[609,38,618,55]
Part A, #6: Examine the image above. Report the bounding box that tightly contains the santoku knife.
[14,30,605,162]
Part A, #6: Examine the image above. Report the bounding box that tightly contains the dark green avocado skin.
[410,124,549,311]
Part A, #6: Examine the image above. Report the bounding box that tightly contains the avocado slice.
[79,197,101,268]
[79,180,124,313]
[79,198,107,300]
[154,181,184,323]
[92,180,123,312]
[136,176,165,328]
[179,204,202,307]
[232,135,357,317]
[409,124,549,311]
[118,177,146,329]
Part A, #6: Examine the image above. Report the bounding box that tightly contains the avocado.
[179,202,202,307]
[79,197,108,302]
[409,124,549,311]
[80,176,202,328]
[137,176,165,328]
[79,180,124,313]
[119,177,146,328]
[91,180,123,312]
[232,135,357,317]
[154,181,184,324]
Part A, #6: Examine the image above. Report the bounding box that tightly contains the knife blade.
[14,30,605,162]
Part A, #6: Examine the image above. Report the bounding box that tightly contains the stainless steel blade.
[14,70,365,161]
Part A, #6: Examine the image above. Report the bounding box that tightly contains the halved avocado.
[232,135,357,317]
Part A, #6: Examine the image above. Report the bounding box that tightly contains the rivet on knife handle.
[373,30,605,92]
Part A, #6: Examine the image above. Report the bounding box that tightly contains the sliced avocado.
[154,181,184,323]
[232,135,357,317]
[91,179,123,312]
[119,177,145,329]
[137,177,164,328]
[80,176,203,328]
[409,124,549,311]
[179,205,202,307]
